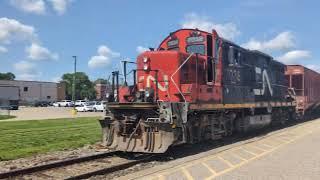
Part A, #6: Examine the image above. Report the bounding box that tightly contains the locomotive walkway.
[120,118,320,180]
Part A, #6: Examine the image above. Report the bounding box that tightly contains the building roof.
[0,79,59,84]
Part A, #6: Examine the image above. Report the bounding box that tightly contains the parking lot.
[6,107,104,121]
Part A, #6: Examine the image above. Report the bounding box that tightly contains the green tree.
[61,72,96,100]
[0,72,15,80]
[94,78,109,85]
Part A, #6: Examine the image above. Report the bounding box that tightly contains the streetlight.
[72,56,77,105]
[71,56,77,117]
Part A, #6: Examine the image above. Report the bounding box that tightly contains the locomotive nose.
[135,51,182,102]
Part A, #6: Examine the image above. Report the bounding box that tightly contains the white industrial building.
[0,80,66,105]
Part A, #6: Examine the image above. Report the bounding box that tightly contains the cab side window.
[207,35,214,82]
[228,46,241,66]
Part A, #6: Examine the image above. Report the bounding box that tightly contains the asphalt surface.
[3,107,103,121]
[120,118,320,180]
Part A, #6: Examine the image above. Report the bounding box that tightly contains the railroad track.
[0,119,314,179]
[65,155,155,180]
[0,151,154,179]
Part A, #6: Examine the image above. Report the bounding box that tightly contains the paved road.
[4,107,103,121]
[120,118,320,180]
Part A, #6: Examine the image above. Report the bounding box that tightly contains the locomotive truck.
[99,28,296,153]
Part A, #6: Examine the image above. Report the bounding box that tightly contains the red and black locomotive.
[99,29,296,153]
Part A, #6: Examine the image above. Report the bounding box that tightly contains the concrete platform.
[119,118,320,180]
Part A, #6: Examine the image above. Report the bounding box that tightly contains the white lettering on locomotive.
[254,67,273,96]
[138,75,169,91]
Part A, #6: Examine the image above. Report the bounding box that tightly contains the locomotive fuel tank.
[235,115,272,133]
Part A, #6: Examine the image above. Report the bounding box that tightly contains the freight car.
[285,65,320,117]
[99,28,296,153]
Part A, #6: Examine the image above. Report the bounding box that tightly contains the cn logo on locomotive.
[253,67,273,96]
[138,74,169,91]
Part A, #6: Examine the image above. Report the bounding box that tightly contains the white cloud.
[242,31,295,52]
[277,50,311,64]
[49,0,72,15]
[16,73,40,80]
[0,18,57,60]
[0,46,8,53]
[26,43,59,61]
[136,46,148,53]
[88,45,120,69]
[0,17,37,44]
[181,13,240,40]
[9,0,73,15]
[51,76,61,82]
[306,65,320,73]
[97,45,120,57]
[14,60,36,73]
[13,60,39,80]
[10,0,46,15]
[88,56,110,69]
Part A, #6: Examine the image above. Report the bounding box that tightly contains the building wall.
[95,83,112,100]
[0,85,19,107]
[57,81,66,101]
[0,80,66,104]
[0,85,19,100]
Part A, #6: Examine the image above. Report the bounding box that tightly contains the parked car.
[8,104,19,110]
[34,101,50,107]
[75,101,95,112]
[93,101,107,112]
[53,100,74,107]
[75,100,87,107]
[52,102,59,107]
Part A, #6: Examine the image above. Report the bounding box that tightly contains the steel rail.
[0,151,118,179]
[65,155,155,180]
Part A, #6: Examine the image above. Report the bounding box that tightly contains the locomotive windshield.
[186,44,205,55]
[186,35,205,55]
[167,39,179,51]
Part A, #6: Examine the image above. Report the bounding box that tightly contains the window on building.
[24,87,28,92]
[47,96,51,99]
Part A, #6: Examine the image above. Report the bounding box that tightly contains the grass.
[0,115,16,120]
[0,117,102,161]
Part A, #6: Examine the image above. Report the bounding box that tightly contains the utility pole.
[72,56,77,108]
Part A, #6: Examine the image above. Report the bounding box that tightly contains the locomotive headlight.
[143,64,149,70]
[143,57,149,63]
[145,90,150,97]
[145,88,154,102]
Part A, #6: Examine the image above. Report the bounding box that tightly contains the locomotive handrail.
[170,53,194,102]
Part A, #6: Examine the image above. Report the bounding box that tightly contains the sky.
[0,0,319,82]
